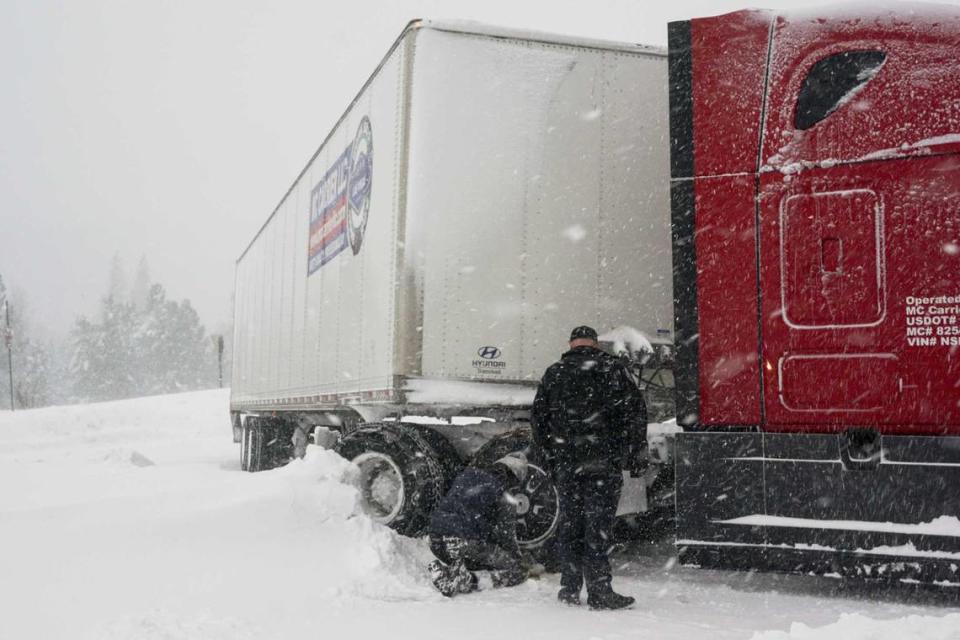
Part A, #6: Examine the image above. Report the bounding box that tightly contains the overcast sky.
[1,0,955,337]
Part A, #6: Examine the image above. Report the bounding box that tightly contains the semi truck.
[230,20,676,552]
[232,7,960,584]
[669,7,960,584]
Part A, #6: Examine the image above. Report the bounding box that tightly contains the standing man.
[531,326,647,610]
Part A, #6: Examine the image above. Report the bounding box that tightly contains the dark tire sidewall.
[470,432,561,554]
[337,424,445,537]
[240,419,250,471]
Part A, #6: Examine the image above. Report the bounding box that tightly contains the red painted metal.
[759,157,960,433]
[686,11,772,426]
[761,10,960,172]
[688,7,960,435]
[690,10,771,176]
[693,176,762,426]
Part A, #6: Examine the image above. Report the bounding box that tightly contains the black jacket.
[531,345,647,476]
[428,467,520,554]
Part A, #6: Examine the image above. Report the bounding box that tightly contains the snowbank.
[2,390,954,640]
[752,613,960,640]
[83,611,258,640]
[271,448,435,599]
[0,390,434,640]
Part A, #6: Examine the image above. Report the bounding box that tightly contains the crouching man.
[427,452,530,597]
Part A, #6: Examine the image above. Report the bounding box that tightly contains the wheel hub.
[514,493,531,515]
[352,452,405,524]
[513,463,560,548]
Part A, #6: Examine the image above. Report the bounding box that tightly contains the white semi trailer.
[231,20,674,552]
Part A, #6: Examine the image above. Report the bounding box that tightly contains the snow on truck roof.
[421,20,666,57]
[236,19,664,263]
[776,1,960,21]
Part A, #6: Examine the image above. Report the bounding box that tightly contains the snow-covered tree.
[138,283,208,394]
[131,255,151,312]
[71,295,139,401]
[0,274,9,409]
[0,286,53,409]
[71,265,214,402]
[107,254,128,303]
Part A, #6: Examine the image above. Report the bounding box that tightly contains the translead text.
[905,294,960,347]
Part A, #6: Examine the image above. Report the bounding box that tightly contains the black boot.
[558,587,581,606]
[428,560,458,597]
[587,591,635,610]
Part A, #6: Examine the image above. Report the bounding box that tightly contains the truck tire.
[405,424,464,492]
[243,419,269,472]
[242,418,295,473]
[336,423,446,537]
[470,432,561,558]
[240,418,255,471]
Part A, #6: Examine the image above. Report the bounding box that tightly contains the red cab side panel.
[762,9,960,171]
[682,11,772,425]
[690,10,772,176]
[672,5,960,584]
[693,176,762,426]
[758,158,960,434]
[758,7,960,435]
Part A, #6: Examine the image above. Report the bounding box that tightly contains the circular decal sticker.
[347,116,373,255]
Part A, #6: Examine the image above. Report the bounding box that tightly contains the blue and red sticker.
[308,116,373,275]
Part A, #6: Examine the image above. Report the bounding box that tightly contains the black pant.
[555,471,622,596]
[429,535,525,589]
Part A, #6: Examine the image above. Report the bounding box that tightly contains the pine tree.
[71,315,105,401]
[71,295,139,401]
[131,256,151,312]
[100,295,139,398]
[0,290,52,409]
[70,260,215,402]
[108,254,128,303]
[0,274,9,410]
[138,284,208,394]
[13,336,51,409]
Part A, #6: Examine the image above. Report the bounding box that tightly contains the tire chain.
[341,423,446,536]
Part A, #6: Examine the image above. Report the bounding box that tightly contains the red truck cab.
[669,6,960,583]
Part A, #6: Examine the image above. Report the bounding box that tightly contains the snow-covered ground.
[0,390,957,640]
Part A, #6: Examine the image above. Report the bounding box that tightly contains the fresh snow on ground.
[750,612,960,640]
[0,389,957,639]
[719,514,960,537]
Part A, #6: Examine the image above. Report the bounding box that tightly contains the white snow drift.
[0,389,955,640]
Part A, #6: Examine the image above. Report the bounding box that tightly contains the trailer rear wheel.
[244,420,270,472]
[471,433,561,560]
[337,423,446,537]
[240,418,250,471]
[406,424,464,493]
[242,418,295,473]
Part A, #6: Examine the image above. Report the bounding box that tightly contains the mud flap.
[616,471,649,517]
[675,431,960,585]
